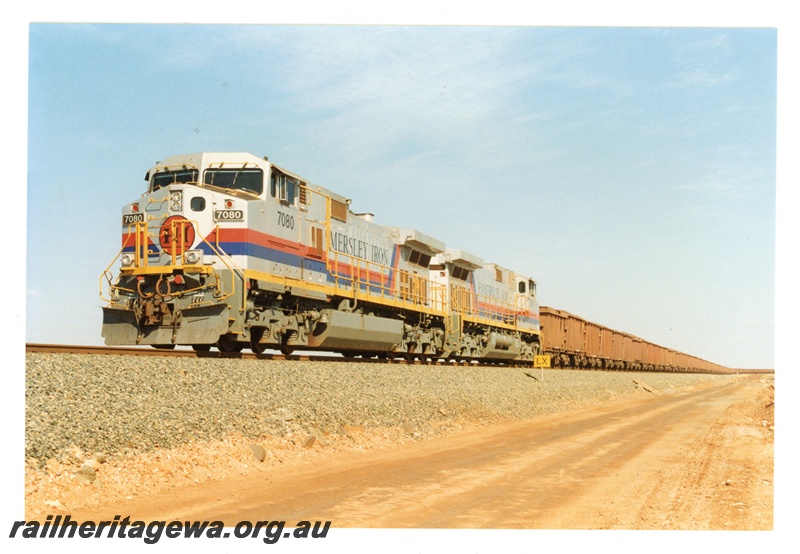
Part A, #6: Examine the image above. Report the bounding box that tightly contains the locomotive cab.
[102,153,272,347]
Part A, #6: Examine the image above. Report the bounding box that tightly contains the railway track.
[24,343,761,373]
[25,343,358,363]
[23,343,489,365]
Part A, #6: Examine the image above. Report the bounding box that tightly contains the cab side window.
[270,172,298,205]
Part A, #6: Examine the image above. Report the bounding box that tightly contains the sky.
[22,21,779,370]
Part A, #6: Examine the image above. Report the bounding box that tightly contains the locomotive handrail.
[203,223,247,311]
[452,286,524,332]
[301,183,450,316]
[310,186,519,323]
[99,226,139,303]
[326,250,448,316]
[99,269,118,303]
[100,219,243,309]
[323,244,529,335]
[109,160,535,341]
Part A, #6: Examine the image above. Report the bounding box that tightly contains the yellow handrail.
[99,219,246,310]
[99,225,139,302]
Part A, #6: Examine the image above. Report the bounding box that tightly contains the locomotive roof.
[153,152,267,169]
[387,227,446,254]
[440,249,483,269]
[150,152,350,204]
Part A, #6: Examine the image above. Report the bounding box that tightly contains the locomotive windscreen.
[150,169,199,191]
[204,168,264,195]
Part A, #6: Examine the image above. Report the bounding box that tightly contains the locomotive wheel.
[405,343,417,362]
[152,344,176,350]
[192,344,211,352]
[250,327,267,354]
[419,344,433,363]
[280,342,295,356]
[279,334,295,356]
[217,338,243,353]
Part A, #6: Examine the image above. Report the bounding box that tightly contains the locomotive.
[100,152,542,363]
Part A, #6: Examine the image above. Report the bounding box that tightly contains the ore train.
[100,152,727,373]
[539,307,729,374]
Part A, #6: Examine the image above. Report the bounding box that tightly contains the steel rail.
[24,343,758,373]
[23,343,422,364]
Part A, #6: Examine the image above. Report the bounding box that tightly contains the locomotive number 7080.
[214,209,244,221]
[278,211,295,229]
[122,213,145,225]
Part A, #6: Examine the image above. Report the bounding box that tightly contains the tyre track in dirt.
[73,375,771,529]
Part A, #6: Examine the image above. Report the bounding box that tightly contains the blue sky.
[23,23,777,369]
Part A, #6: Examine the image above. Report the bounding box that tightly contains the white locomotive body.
[101,152,541,362]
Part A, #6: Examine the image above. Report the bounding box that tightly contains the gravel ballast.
[25,352,733,465]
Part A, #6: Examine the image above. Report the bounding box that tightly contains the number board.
[214,209,244,221]
[122,213,144,225]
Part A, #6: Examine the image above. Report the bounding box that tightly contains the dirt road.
[73,374,773,530]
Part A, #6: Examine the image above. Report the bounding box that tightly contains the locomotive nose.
[159,215,196,256]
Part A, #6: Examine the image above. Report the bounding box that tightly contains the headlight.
[184,249,202,264]
[170,191,182,211]
[120,253,135,267]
